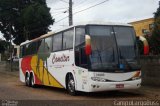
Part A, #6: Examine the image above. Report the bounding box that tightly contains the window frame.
[75,26,85,47]
[44,36,53,52]
[62,28,74,50]
[52,32,63,52]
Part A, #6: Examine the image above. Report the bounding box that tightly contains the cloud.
[47,0,159,31]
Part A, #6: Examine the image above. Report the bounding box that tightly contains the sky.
[47,0,159,31]
[0,0,159,40]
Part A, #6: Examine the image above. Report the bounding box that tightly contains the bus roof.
[20,32,54,46]
[20,22,132,46]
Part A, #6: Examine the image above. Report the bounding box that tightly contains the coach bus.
[19,22,143,95]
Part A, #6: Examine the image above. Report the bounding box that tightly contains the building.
[129,18,154,36]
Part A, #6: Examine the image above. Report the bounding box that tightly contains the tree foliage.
[150,4,160,54]
[0,0,54,45]
[0,40,9,53]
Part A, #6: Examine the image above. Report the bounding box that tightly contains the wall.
[129,18,154,36]
[140,56,160,86]
[0,61,19,72]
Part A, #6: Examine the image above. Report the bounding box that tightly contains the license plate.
[116,84,124,88]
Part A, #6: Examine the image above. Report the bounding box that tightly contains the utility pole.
[69,0,73,26]
[9,22,12,72]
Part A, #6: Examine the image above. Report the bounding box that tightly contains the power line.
[74,0,109,15]
[51,10,67,14]
[53,7,68,10]
[73,0,102,11]
[54,15,69,24]
[53,12,65,17]
[59,0,68,4]
[54,0,109,24]
[73,0,86,7]
[73,0,89,10]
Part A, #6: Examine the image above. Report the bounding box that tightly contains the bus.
[19,22,143,95]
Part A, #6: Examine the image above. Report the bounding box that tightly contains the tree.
[0,39,9,53]
[150,3,160,54]
[0,0,54,45]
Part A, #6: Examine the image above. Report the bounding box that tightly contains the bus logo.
[52,54,70,64]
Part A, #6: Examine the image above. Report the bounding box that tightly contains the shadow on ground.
[20,84,144,99]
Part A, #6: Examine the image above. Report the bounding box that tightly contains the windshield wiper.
[94,43,103,68]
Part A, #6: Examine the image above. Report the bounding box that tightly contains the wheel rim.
[68,79,75,93]
[26,75,29,86]
[31,76,34,86]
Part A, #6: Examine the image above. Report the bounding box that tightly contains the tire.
[29,73,35,88]
[25,73,30,86]
[67,74,76,96]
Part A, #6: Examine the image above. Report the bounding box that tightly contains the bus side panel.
[46,50,75,89]
[73,67,90,92]
[30,55,63,88]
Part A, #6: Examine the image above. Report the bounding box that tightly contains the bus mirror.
[85,35,91,55]
[139,36,149,55]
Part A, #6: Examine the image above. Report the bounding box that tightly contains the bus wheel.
[67,74,76,96]
[29,73,35,88]
[25,73,30,86]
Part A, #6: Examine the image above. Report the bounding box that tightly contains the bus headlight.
[91,77,106,82]
[132,71,141,80]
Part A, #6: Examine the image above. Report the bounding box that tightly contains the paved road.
[0,72,159,106]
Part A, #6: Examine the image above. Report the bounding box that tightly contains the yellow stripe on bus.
[31,55,64,88]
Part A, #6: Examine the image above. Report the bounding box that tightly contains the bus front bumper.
[88,79,141,92]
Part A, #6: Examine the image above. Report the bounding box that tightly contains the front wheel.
[67,74,76,96]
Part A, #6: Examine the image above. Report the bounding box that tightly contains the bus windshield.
[114,27,136,61]
[87,25,138,71]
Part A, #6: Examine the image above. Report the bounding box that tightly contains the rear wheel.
[30,73,36,87]
[25,73,30,86]
[67,74,76,96]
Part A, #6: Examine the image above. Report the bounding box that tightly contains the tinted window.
[88,25,118,69]
[89,26,111,36]
[37,39,45,53]
[25,44,30,56]
[53,33,62,51]
[114,27,135,46]
[63,29,74,49]
[20,46,22,58]
[75,27,85,47]
[22,45,26,57]
[114,27,136,60]
[28,41,38,55]
[45,37,52,52]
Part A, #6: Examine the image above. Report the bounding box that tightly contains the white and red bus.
[19,22,143,95]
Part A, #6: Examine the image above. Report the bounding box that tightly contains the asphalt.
[0,61,160,101]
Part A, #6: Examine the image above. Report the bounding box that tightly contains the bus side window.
[45,37,52,53]
[53,33,62,51]
[75,27,87,68]
[75,27,85,47]
[21,45,26,57]
[63,28,74,50]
